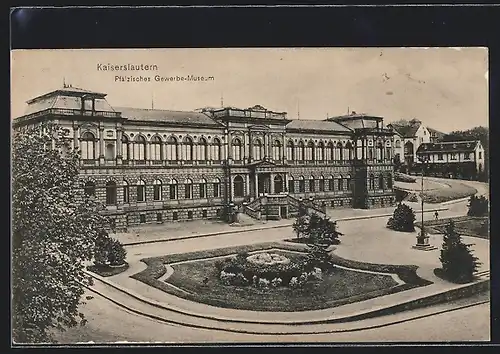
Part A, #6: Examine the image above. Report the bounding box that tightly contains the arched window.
[274,175,283,193]
[286,140,295,161]
[346,142,353,160]
[338,175,344,191]
[337,142,343,161]
[369,174,375,190]
[288,176,295,193]
[153,179,162,201]
[184,178,193,199]
[253,139,263,160]
[385,141,392,161]
[183,137,194,161]
[319,175,325,192]
[232,138,243,161]
[105,143,115,161]
[298,175,305,193]
[166,136,179,161]
[211,138,221,161]
[123,180,130,203]
[368,145,374,160]
[151,136,162,161]
[317,142,325,161]
[387,174,393,189]
[199,178,207,198]
[272,140,282,161]
[198,138,208,161]
[213,177,221,198]
[84,181,96,196]
[297,141,305,161]
[81,132,96,160]
[122,135,130,161]
[306,141,315,161]
[309,176,315,192]
[234,175,244,197]
[169,179,178,199]
[134,135,147,161]
[378,174,384,190]
[346,175,351,191]
[326,142,334,161]
[136,180,146,202]
[106,181,117,205]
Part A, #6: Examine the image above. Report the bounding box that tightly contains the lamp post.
[412,156,437,251]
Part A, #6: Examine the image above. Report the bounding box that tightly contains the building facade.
[389,119,432,167]
[415,141,485,179]
[13,86,396,230]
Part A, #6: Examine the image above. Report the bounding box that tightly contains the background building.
[13,86,396,230]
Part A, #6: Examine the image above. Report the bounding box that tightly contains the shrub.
[94,233,127,266]
[406,193,418,203]
[467,195,489,217]
[289,277,299,288]
[439,221,481,283]
[271,277,282,287]
[387,203,416,232]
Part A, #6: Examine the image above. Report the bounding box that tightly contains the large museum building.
[13,86,396,230]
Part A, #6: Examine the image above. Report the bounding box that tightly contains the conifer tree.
[387,203,416,232]
[439,221,481,283]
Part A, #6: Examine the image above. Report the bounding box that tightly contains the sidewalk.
[114,204,448,246]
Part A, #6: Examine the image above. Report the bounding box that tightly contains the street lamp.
[412,156,437,251]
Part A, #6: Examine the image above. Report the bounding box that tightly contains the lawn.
[416,216,489,239]
[131,243,432,312]
[420,180,477,204]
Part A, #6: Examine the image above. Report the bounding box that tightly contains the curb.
[441,196,472,206]
[84,275,490,335]
[122,207,448,246]
[85,268,488,326]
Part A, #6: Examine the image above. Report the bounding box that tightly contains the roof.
[427,127,446,136]
[21,88,116,116]
[389,123,421,138]
[286,119,352,133]
[416,141,479,153]
[115,106,220,126]
[27,86,107,104]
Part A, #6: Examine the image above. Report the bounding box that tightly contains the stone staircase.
[240,193,327,220]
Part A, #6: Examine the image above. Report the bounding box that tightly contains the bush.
[467,195,489,217]
[406,193,418,203]
[94,233,127,266]
[387,203,416,232]
[439,221,481,283]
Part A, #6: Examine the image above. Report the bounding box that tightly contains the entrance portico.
[248,161,288,199]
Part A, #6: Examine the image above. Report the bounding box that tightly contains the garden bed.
[86,262,129,277]
[131,243,432,312]
[420,181,477,203]
[416,216,489,239]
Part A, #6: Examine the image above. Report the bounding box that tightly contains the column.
[244,133,249,163]
[73,125,79,151]
[264,134,270,158]
[249,134,254,162]
[226,132,232,161]
[245,174,250,196]
[146,141,151,165]
[254,173,259,198]
[270,172,275,194]
[99,127,105,165]
[285,173,289,193]
[116,129,123,165]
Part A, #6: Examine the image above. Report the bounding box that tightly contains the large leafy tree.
[12,123,109,343]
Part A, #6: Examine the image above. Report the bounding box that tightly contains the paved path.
[54,289,490,343]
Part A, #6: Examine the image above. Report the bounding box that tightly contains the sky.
[11,47,488,133]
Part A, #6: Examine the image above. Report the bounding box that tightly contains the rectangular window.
[153,186,161,201]
[202,210,208,218]
[137,186,145,202]
[288,180,295,193]
[299,180,305,193]
[451,153,457,160]
[139,214,146,223]
[438,153,443,161]
[169,185,177,199]
[199,184,205,198]
[328,179,334,191]
[309,179,315,192]
[123,186,130,203]
[188,211,193,219]
[185,184,192,199]
[172,211,178,221]
[156,213,162,222]
[319,179,325,192]
[213,183,220,197]
[479,151,482,159]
